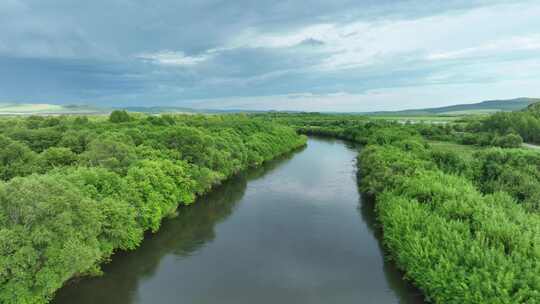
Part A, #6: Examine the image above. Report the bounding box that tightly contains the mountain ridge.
[367,97,540,116]
[1,97,539,115]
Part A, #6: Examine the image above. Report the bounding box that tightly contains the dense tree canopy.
[3,108,540,303]
[0,112,306,304]
[268,112,540,303]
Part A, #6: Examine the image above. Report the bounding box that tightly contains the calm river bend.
[53,137,425,304]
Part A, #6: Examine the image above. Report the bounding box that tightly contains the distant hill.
[121,106,207,114]
[369,98,540,116]
[0,103,276,115]
[0,103,108,115]
[120,106,270,114]
[526,101,540,113]
[2,97,539,116]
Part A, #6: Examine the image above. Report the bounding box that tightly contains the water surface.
[53,137,424,304]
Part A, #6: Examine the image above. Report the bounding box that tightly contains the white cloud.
[218,1,540,71]
[427,35,540,60]
[137,50,211,66]
[2,0,540,110]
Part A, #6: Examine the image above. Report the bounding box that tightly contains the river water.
[53,137,424,304]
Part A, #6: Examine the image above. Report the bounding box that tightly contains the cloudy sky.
[1,0,540,111]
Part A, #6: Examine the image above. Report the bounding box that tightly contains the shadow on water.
[304,136,426,303]
[53,139,426,304]
[52,149,303,304]
[357,194,426,304]
[330,136,426,303]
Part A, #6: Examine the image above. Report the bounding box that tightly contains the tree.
[492,133,523,148]
[0,113,308,304]
[0,135,38,180]
[39,147,77,172]
[109,110,131,123]
[59,130,92,153]
[0,175,102,303]
[80,133,137,174]
[164,126,213,166]
[125,159,195,232]
[59,167,143,252]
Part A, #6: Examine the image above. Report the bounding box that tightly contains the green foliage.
[357,128,540,303]
[80,133,137,174]
[0,135,38,180]
[108,110,132,123]
[0,113,306,304]
[57,167,143,252]
[126,159,195,232]
[7,127,63,153]
[476,104,540,143]
[359,144,431,195]
[474,148,540,211]
[58,130,91,154]
[429,142,479,180]
[491,133,523,148]
[163,126,214,166]
[267,112,540,303]
[0,175,102,304]
[456,131,494,146]
[39,147,77,172]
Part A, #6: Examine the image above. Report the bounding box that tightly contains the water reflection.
[53,151,301,304]
[53,138,424,304]
[357,194,425,303]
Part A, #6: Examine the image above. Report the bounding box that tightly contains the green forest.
[263,105,540,303]
[0,112,306,304]
[3,105,540,303]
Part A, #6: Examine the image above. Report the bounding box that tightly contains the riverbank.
[0,113,307,304]
[287,119,540,303]
[53,137,424,304]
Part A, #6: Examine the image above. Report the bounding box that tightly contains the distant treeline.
[0,111,306,304]
[268,113,540,303]
[472,102,540,144]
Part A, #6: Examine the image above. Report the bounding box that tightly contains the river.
[53,137,424,304]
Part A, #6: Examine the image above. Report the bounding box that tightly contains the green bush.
[491,133,523,148]
[0,135,38,180]
[0,175,102,304]
[357,130,540,303]
[0,113,307,303]
[108,110,131,123]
